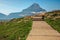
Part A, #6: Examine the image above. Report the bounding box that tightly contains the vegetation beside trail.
[0,17,32,40]
[45,10,60,33]
[45,18,60,33]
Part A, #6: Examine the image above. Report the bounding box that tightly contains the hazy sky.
[0,0,60,15]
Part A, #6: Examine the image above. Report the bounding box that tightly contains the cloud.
[31,12,36,14]
[0,10,10,15]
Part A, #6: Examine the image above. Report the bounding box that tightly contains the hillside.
[45,10,60,32]
[45,10,60,19]
[0,17,32,40]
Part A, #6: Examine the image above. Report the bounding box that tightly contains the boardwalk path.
[26,21,60,40]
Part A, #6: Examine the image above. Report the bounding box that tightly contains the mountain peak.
[30,3,40,9]
[23,3,46,12]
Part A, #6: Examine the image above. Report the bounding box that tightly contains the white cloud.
[32,12,36,14]
[0,10,10,15]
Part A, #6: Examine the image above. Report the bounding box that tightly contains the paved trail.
[26,21,60,40]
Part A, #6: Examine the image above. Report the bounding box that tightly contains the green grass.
[0,18,32,40]
[45,18,60,33]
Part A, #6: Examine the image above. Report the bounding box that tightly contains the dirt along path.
[26,21,60,40]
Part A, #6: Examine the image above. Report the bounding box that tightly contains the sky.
[0,0,60,15]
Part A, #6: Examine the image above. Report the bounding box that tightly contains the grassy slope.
[45,18,60,33]
[45,10,60,33]
[0,18,32,40]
